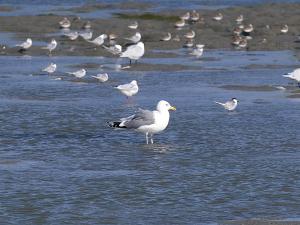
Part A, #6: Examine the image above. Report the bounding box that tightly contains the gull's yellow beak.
[169,106,176,111]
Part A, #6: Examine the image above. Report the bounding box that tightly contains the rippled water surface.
[1,50,300,224]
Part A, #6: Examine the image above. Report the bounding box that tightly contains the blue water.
[1,50,300,224]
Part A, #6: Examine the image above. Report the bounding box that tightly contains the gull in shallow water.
[108,100,176,144]
[92,73,109,82]
[120,41,145,64]
[87,34,107,46]
[124,32,141,43]
[16,38,32,52]
[64,31,79,41]
[283,68,300,87]
[42,63,56,74]
[160,32,171,41]
[190,44,204,58]
[42,39,57,55]
[115,80,139,98]
[67,68,86,78]
[215,98,238,111]
[128,21,138,30]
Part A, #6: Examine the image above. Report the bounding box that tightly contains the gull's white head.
[232,98,238,103]
[137,42,144,48]
[157,100,176,112]
[131,80,137,85]
[27,38,32,44]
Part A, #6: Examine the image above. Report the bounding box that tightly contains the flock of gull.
[11,9,296,144]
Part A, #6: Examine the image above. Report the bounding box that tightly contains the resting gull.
[215,98,238,111]
[109,100,176,144]
[115,80,138,98]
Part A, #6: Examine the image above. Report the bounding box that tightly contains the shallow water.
[0,50,300,224]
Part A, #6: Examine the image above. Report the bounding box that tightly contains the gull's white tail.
[215,101,225,106]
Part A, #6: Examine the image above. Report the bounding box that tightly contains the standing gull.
[120,41,145,64]
[16,38,32,52]
[42,39,57,55]
[42,63,57,74]
[215,98,238,111]
[67,69,86,78]
[109,100,176,144]
[115,80,139,98]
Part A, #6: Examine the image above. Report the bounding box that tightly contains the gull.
[174,19,185,28]
[87,34,107,46]
[160,32,171,41]
[283,68,300,87]
[82,21,91,30]
[236,15,244,24]
[79,31,93,40]
[128,21,138,29]
[108,100,176,144]
[64,31,79,41]
[115,80,139,98]
[215,98,238,111]
[213,13,223,21]
[190,10,200,23]
[59,17,71,29]
[184,30,195,39]
[124,32,141,43]
[92,73,108,82]
[103,44,122,55]
[42,63,56,74]
[67,68,86,78]
[42,39,57,55]
[190,44,204,58]
[120,41,145,64]
[280,24,288,34]
[180,12,190,21]
[16,38,32,52]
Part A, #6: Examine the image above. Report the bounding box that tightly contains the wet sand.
[0,3,300,58]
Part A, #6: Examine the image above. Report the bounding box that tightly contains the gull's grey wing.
[124,109,155,129]
[117,82,135,90]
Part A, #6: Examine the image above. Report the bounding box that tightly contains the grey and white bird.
[184,30,195,39]
[115,80,139,98]
[120,41,145,64]
[283,68,300,87]
[64,31,79,41]
[67,68,86,78]
[213,13,223,21]
[42,39,57,55]
[236,14,244,24]
[280,24,288,34]
[92,73,109,82]
[190,44,204,58]
[128,21,138,29]
[108,100,176,144]
[174,19,185,28]
[87,34,107,46]
[124,32,141,43]
[42,63,57,74]
[215,98,238,111]
[79,31,93,40]
[16,38,32,52]
[160,32,171,41]
[103,44,122,55]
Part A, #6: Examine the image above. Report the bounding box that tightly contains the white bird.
[184,30,195,39]
[115,80,139,98]
[280,24,288,34]
[103,44,122,55]
[42,39,57,55]
[108,100,176,144]
[42,63,57,74]
[79,31,93,40]
[120,41,145,64]
[213,13,223,21]
[59,17,71,29]
[215,98,238,111]
[283,68,300,87]
[128,21,138,29]
[67,68,86,78]
[124,32,141,43]
[16,38,32,52]
[190,45,204,58]
[160,32,171,41]
[64,31,79,41]
[92,73,109,82]
[87,34,107,46]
